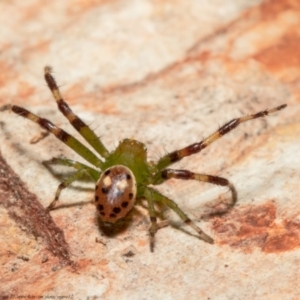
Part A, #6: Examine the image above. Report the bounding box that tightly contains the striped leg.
[44,66,109,158]
[44,157,101,181]
[161,169,237,213]
[156,104,287,170]
[144,187,214,249]
[0,105,103,169]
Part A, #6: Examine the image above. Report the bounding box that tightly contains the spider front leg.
[44,158,101,210]
[161,169,237,215]
[144,187,214,252]
[0,105,104,169]
[156,104,287,170]
[44,66,109,158]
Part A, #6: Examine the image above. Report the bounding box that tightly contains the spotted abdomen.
[95,165,137,223]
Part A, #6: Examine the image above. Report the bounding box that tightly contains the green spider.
[1,67,287,251]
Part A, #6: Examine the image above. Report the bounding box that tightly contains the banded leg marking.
[44,66,109,158]
[2,105,103,169]
[161,169,237,211]
[156,104,287,170]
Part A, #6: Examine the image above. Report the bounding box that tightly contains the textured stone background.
[0,0,299,299]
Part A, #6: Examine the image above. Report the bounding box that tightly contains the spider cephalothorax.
[1,66,287,252]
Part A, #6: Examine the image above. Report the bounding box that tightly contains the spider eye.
[95,165,137,223]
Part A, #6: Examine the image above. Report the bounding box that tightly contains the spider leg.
[156,104,287,170]
[44,66,109,158]
[0,105,104,169]
[142,190,158,252]
[44,157,100,181]
[144,187,214,251]
[161,169,237,214]
[47,167,94,210]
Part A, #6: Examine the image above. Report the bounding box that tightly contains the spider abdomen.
[95,165,137,223]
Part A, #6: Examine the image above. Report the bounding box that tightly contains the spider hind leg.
[144,187,213,252]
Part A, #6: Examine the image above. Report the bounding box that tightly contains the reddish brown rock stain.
[259,0,299,21]
[17,80,36,99]
[253,33,300,75]
[212,202,300,253]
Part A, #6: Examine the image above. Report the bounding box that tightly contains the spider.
[1,66,287,252]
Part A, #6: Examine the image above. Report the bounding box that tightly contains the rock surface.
[0,0,299,299]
